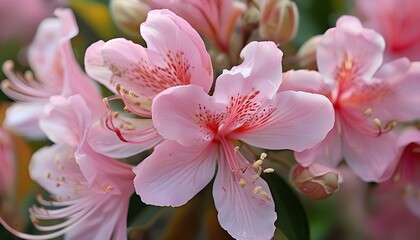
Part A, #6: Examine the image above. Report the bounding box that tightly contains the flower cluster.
[0,0,420,239]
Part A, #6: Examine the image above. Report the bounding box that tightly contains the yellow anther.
[103,185,114,192]
[253,159,263,169]
[363,108,373,116]
[234,146,240,152]
[253,186,263,194]
[260,191,272,201]
[115,83,121,93]
[260,152,267,160]
[263,168,275,173]
[239,179,247,188]
[373,118,382,128]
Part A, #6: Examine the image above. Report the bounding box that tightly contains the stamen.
[260,152,267,160]
[363,108,373,116]
[260,191,272,201]
[103,185,113,192]
[253,159,263,169]
[253,186,263,194]
[263,168,274,173]
[239,178,247,188]
[115,83,121,94]
[373,118,382,128]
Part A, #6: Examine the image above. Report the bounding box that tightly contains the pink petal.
[65,199,130,240]
[133,140,217,207]
[84,40,115,93]
[4,102,46,139]
[60,41,102,112]
[75,140,135,195]
[87,120,161,158]
[149,1,244,52]
[317,16,385,85]
[280,69,333,94]
[295,122,343,167]
[29,144,83,199]
[213,154,276,240]
[397,128,420,147]
[40,95,90,146]
[152,85,225,146]
[28,8,78,85]
[371,61,420,122]
[215,41,283,103]
[142,9,213,92]
[341,123,402,182]
[76,126,135,195]
[234,90,334,151]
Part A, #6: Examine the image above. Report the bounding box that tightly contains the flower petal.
[75,140,135,195]
[142,9,213,92]
[213,154,276,240]
[342,123,402,182]
[215,41,283,103]
[235,90,334,151]
[372,60,420,122]
[84,40,115,93]
[87,120,161,158]
[28,8,78,85]
[40,95,90,146]
[29,144,84,199]
[280,69,333,94]
[152,85,224,146]
[133,140,217,207]
[3,102,45,139]
[295,122,343,167]
[317,16,385,85]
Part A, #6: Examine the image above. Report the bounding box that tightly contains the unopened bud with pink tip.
[109,0,150,37]
[259,0,299,44]
[291,163,342,200]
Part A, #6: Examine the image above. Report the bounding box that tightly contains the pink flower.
[281,16,420,182]
[1,95,135,240]
[0,0,64,44]
[1,8,100,139]
[356,0,420,61]
[134,41,334,240]
[149,0,245,53]
[84,9,213,157]
[368,180,420,240]
[0,128,14,193]
[388,128,420,218]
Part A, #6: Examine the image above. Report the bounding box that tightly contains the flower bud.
[291,163,342,200]
[259,0,299,44]
[109,0,150,37]
[296,35,322,70]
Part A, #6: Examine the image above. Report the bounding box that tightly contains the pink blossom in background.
[0,0,64,44]
[390,128,420,218]
[149,0,245,53]
[1,8,100,139]
[281,16,420,182]
[84,9,213,158]
[0,128,14,193]
[1,95,135,240]
[356,0,420,62]
[368,181,420,240]
[134,41,334,240]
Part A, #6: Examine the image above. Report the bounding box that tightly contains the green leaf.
[265,174,310,240]
[69,0,119,40]
[127,205,164,232]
